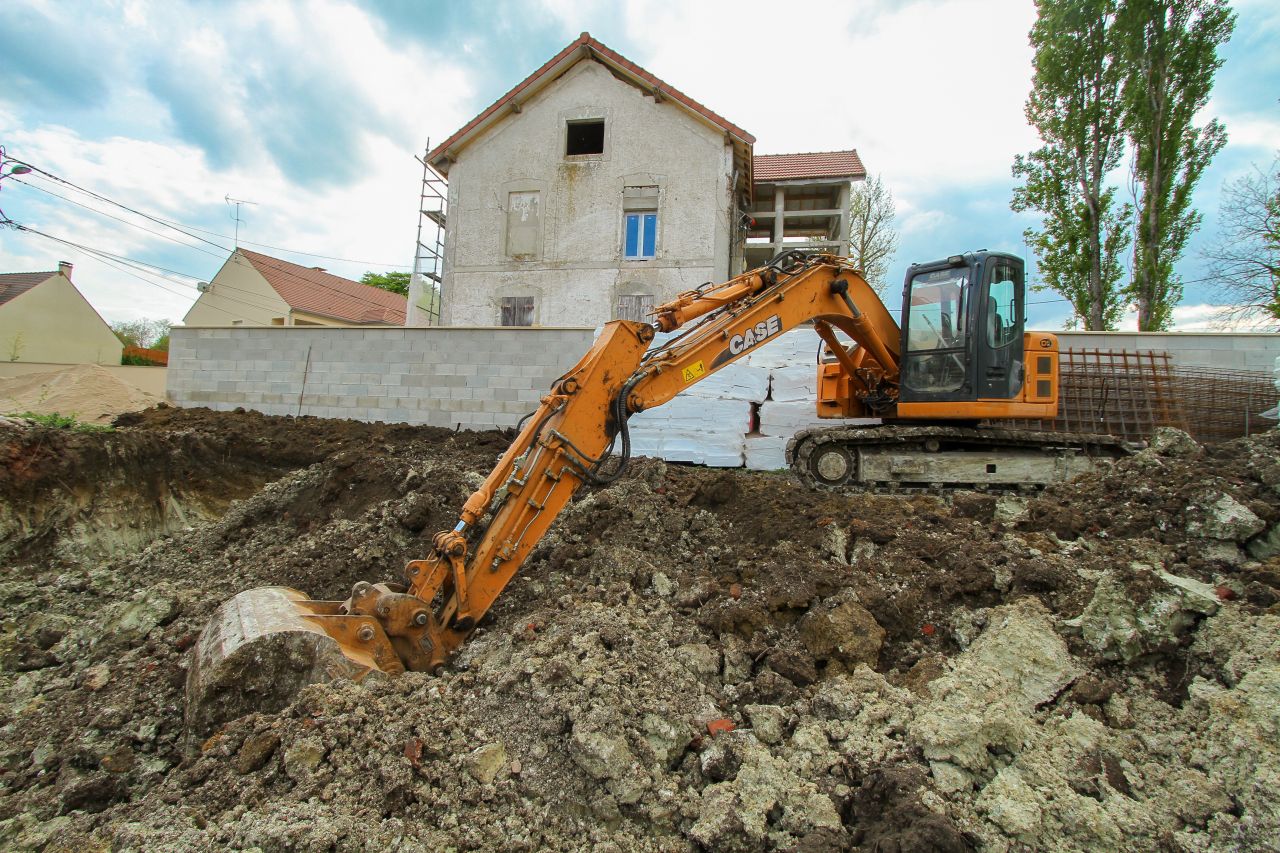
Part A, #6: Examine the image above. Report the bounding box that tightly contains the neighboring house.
[425,32,756,328]
[0,261,123,364]
[746,150,866,269]
[184,248,407,327]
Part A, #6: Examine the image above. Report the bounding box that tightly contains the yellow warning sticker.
[682,361,706,383]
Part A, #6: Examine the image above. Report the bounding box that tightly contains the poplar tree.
[1117,0,1235,330]
[1012,0,1131,330]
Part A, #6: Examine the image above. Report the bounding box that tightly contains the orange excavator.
[186,251,1120,735]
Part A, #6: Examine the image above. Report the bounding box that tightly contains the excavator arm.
[186,255,901,733]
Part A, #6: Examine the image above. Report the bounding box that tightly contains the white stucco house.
[425,32,758,328]
[423,33,867,329]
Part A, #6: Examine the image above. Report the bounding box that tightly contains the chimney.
[58,261,73,280]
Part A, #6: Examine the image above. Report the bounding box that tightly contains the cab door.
[976,255,1024,399]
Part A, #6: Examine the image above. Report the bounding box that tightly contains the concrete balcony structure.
[746,150,866,269]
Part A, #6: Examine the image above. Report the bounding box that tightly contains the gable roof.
[754,150,866,182]
[0,271,56,308]
[235,249,407,325]
[426,32,755,176]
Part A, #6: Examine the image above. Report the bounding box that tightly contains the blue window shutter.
[625,214,640,258]
[642,214,657,257]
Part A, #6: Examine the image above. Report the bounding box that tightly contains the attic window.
[566,119,604,156]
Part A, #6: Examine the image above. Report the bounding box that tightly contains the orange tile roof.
[0,271,55,307]
[753,150,866,182]
[237,249,406,325]
[427,32,754,168]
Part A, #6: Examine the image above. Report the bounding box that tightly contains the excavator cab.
[899,251,1028,409]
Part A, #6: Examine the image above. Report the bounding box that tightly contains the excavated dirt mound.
[1,408,1278,851]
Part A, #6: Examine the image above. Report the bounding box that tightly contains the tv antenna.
[225,194,258,248]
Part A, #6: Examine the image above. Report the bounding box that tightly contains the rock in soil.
[1,410,1278,851]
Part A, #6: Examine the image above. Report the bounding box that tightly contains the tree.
[1201,159,1280,328]
[360,271,411,297]
[1117,0,1235,330]
[111,318,171,349]
[846,174,899,294]
[1012,0,1131,330]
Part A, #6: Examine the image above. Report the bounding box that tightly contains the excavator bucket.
[184,586,397,742]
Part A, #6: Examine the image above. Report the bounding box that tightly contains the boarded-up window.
[500,296,535,327]
[616,294,655,322]
[506,191,540,258]
[623,185,659,211]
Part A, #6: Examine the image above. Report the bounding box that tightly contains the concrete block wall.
[167,326,596,428]
[1055,332,1280,373]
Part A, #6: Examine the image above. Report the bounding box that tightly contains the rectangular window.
[500,296,534,327]
[565,119,604,156]
[624,212,658,259]
[616,294,655,322]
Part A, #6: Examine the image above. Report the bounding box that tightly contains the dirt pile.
[1,410,1278,851]
[0,365,159,424]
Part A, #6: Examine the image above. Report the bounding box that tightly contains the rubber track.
[786,424,1129,492]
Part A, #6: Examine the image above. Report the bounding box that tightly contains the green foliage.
[360,271,411,297]
[1013,0,1131,330]
[121,354,158,366]
[1014,0,1235,331]
[111,318,172,348]
[9,411,113,432]
[847,175,899,294]
[1117,0,1235,330]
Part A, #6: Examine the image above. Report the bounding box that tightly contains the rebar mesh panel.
[990,348,1279,444]
[1168,366,1279,443]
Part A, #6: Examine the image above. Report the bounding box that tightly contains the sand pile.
[0,364,158,423]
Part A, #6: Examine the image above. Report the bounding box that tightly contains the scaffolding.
[407,146,447,326]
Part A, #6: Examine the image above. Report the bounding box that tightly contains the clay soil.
[1,407,1279,852]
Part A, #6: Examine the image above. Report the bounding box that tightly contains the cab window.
[904,268,968,392]
[986,259,1019,348]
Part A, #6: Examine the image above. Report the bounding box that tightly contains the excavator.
[186,250,1122,735]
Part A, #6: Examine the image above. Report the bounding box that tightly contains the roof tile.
[427,32,754,167]
[0,271,55,308]
[237,250,407,325]
[753,150,866,182]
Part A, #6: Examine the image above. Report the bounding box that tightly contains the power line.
[10,158,413,269]
[8,222,284,321]
[11,177,230,259]
[7,166,408,315]
[8,158,229,252]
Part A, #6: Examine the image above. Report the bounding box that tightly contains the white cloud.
[1111,302,1272,332]
[0,0,477,324]
[619,0,1038,196]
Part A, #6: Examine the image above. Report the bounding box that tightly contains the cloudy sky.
[1,0,1277,330]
